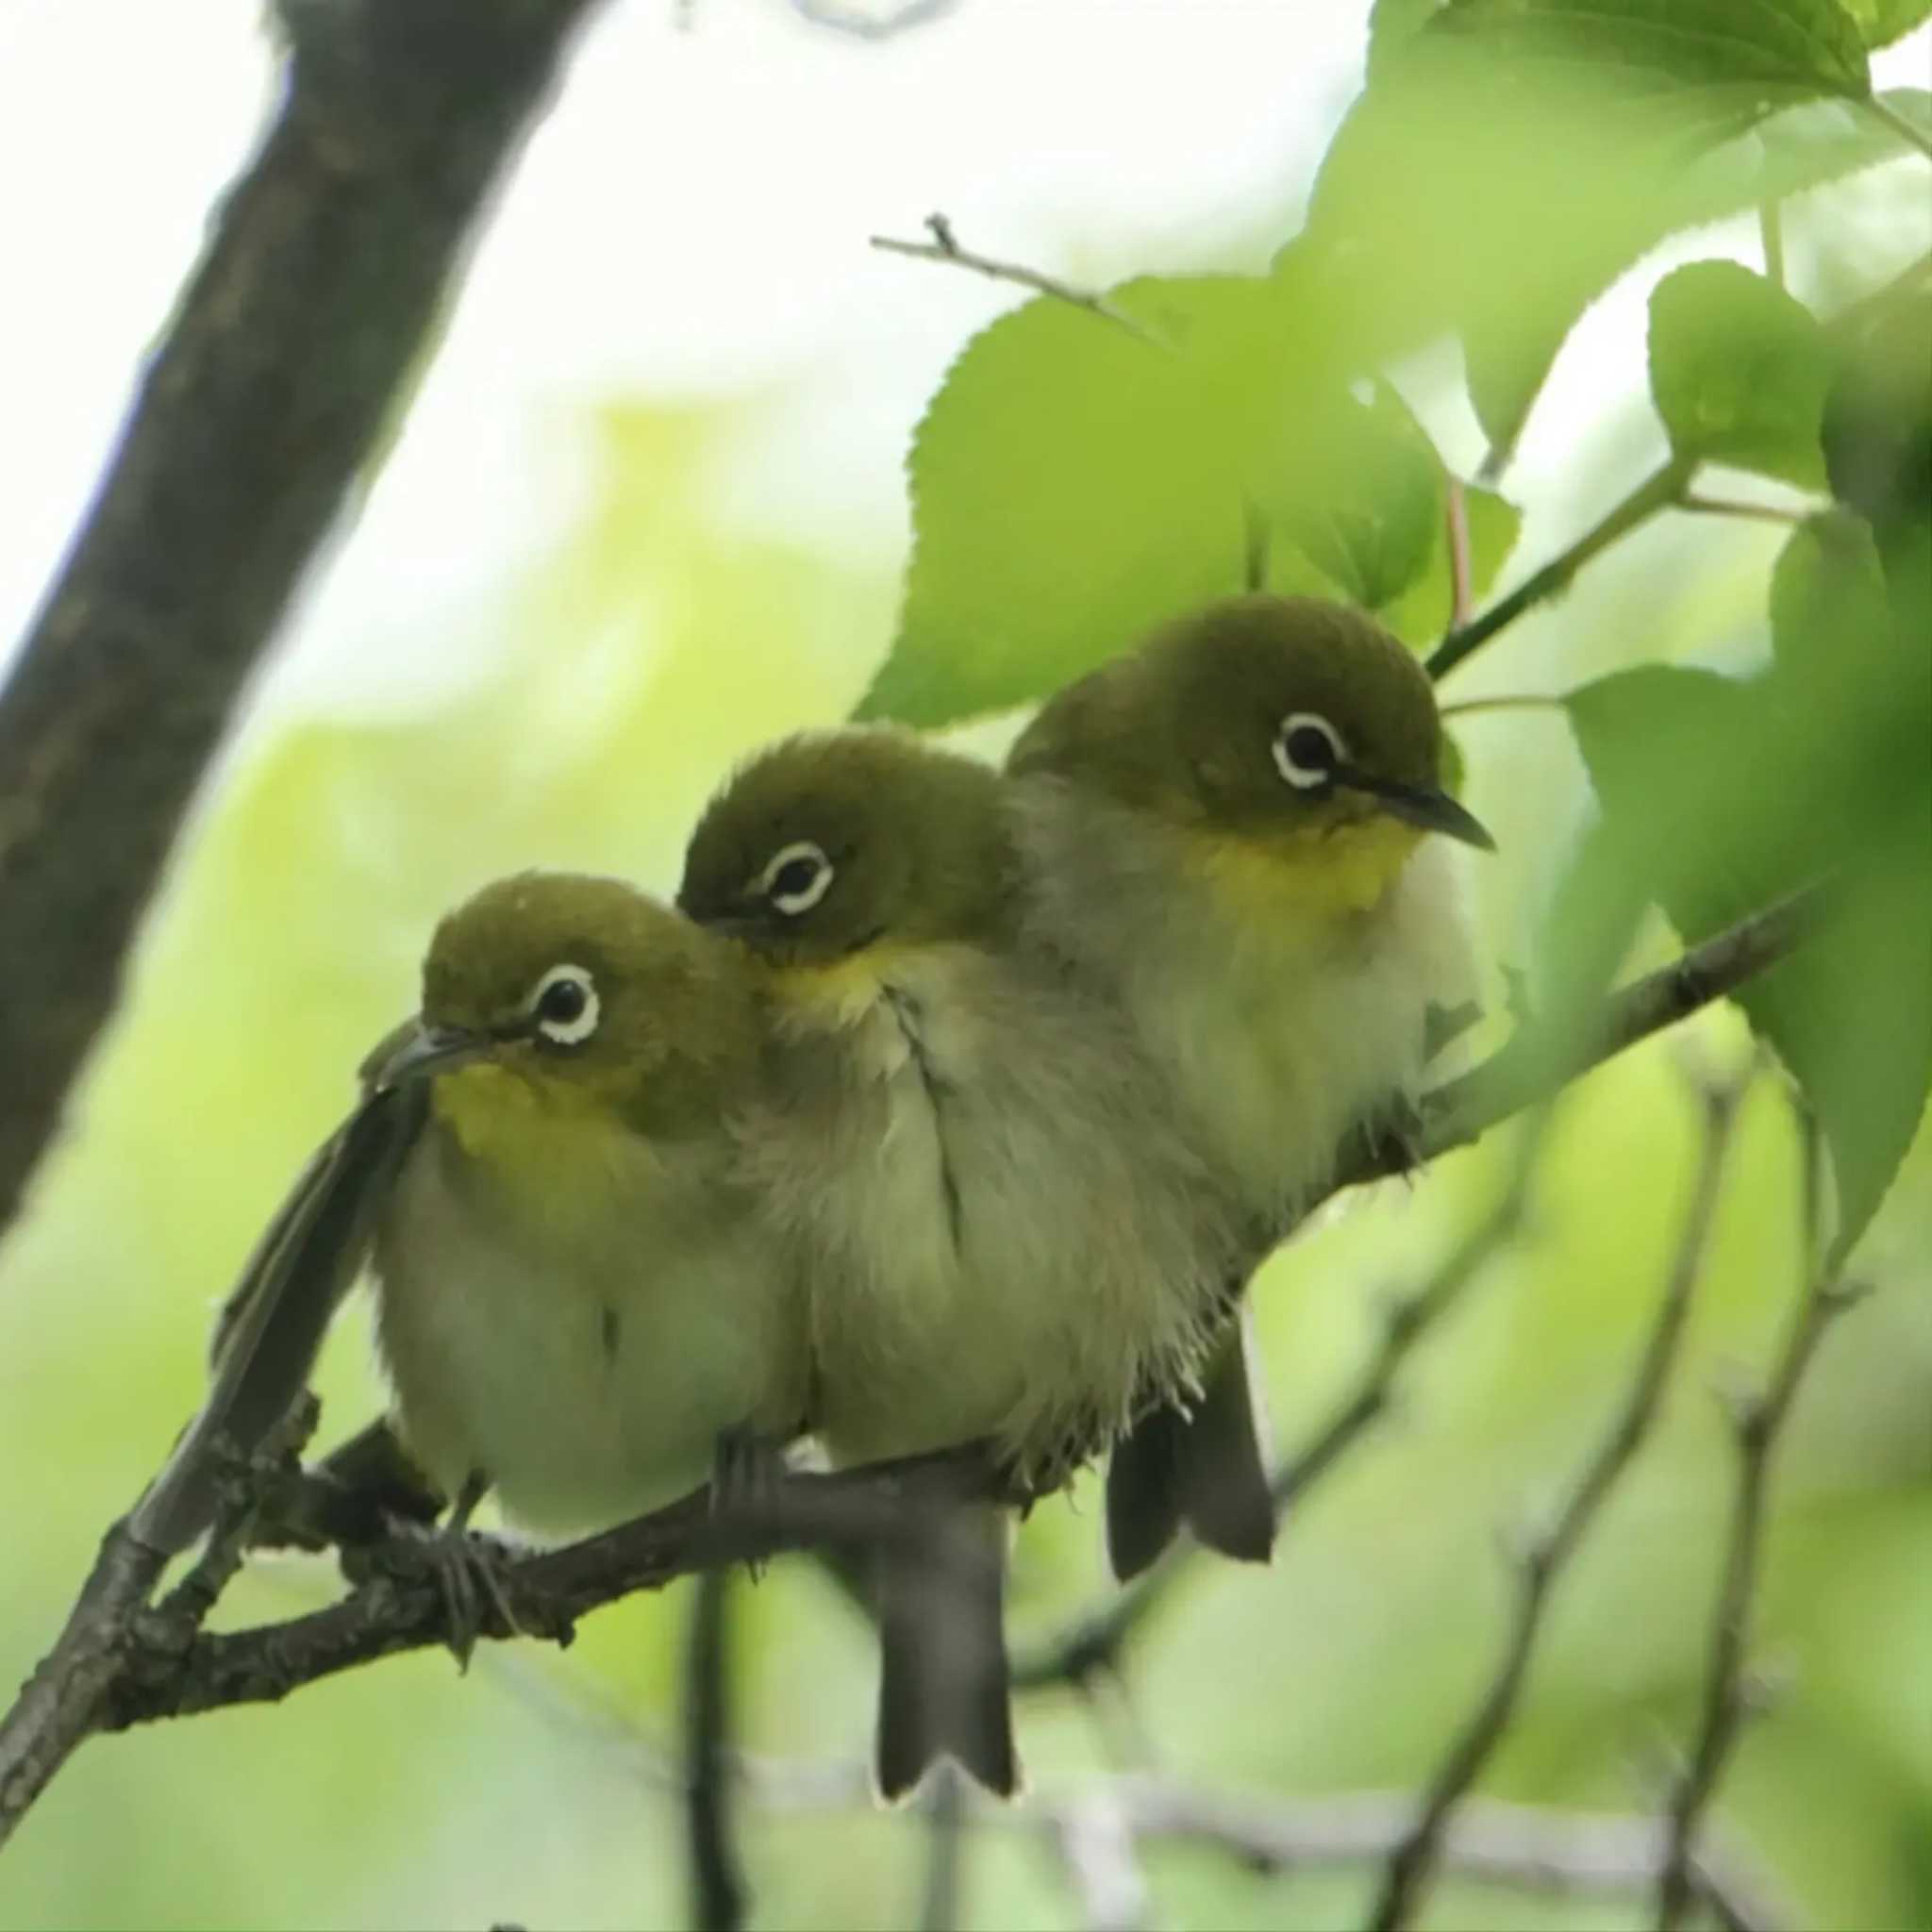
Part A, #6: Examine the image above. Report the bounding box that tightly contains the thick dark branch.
[0,0,601,1236]
[1369,1073,1744,1931]
[102,1449,1007,1732]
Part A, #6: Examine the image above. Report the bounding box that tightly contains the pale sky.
[1,0,1925,725]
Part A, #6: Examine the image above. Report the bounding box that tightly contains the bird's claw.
[347,1518,524,1669]
[709,1426,789,1581]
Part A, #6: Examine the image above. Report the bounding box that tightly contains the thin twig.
[685,1566,747,1932]
[0,1397,321,1850]
[1427,457,1696,680]
[1678,494,1810,525]
[870,214,1154,339]
[1369,1071,1745,1930]
[1655,1113,1867,1929]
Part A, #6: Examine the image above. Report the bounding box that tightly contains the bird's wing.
[129,1081,427,1554]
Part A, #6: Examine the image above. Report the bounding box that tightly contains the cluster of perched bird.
[136,592,1493,1803]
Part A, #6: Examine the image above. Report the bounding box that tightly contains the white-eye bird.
[678,728,1246,1802]
[137,873,810,1586]
[1007,593,1492,1580]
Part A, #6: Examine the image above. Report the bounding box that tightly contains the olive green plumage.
[680,724,1248,1801]
[1008,593,1491,1581]
[153,873,810,1559]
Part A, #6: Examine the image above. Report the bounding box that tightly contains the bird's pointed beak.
[1338,767,1497,852]
[362,1017,496,1093]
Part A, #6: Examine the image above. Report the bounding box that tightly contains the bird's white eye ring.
[1274,711,1346,791]
[758,840,834,917]
[528,963,600,1046]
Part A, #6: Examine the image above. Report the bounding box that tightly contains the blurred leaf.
[1256,379,1443,614]
[1840,0,1932,44]
[1648,261,1833,484]
[1307,8,1901,458]
[1567,599,1931,1258]
[1770,510,1893,680]
[862,269,1457,725]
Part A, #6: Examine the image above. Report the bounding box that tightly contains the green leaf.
[1566,633,1932,1261]
[1647,261,1833,484]
[1839,0,1932,46]
[860,289,1251,727]
[864,266,1456,726]
[1770,510,1893,684]
[1307,6,1895,458]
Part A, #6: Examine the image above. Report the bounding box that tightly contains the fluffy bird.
[1007,593,1492,1579]
[679,727,1245,1801]
[139,874,810,1589]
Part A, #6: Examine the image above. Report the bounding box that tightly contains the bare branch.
[919,1767,969,1932]
[870,214,1155,339]
[685,1566,748,1932]
[1656,1112,1867,1929]
[1369,1071,1745,1930]
[102,1449,1008,1734]
[0,1397,318,1851]
[0,0,602,1238]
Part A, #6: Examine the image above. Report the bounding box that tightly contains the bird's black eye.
[527,964,601,1046]
[758,840,835,917]
[1274,711,1346,791]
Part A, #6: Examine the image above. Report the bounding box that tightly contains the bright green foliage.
[1566,517,1932,1260]
[862,271,1473,726]
[1647,262,1834,484]
[1840,0,1932,45]
[1307,2,1907,456]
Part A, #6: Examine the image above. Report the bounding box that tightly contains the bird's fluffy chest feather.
[371,1075,802,1535]
[741,943,1239,1478]
[1015,780,1474,1226]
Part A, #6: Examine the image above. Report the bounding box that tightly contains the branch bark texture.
[0,0,601,1235]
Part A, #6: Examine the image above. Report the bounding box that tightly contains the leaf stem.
[1864,92,1932,168]
[1427,457,1695,681]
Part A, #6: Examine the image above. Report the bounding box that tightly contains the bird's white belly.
[372,1125,791,1537]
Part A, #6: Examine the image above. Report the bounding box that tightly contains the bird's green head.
[676,727,1016,971]
[363,872,759,1138]
[1009,595,1491,908]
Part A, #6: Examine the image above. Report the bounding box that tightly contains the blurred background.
[0,2,1926,1926]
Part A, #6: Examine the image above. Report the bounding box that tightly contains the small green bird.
[679,727,1245,1800]
[137,873,809,1587]
[1007,593,1493,1579]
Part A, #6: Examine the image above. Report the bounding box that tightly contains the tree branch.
[870,214,1155,339]
[1655,1113,1867,1930]
[102,1450,1008,1733]
[685,1565,749,1932]
[1368,1070,1745,1930]
[0,0,602,1237]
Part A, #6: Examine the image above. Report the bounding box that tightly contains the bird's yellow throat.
[1194,816,1424,922]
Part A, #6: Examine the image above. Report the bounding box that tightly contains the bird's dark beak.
[362,1017,497,1093]
[1338,767,1496,852]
